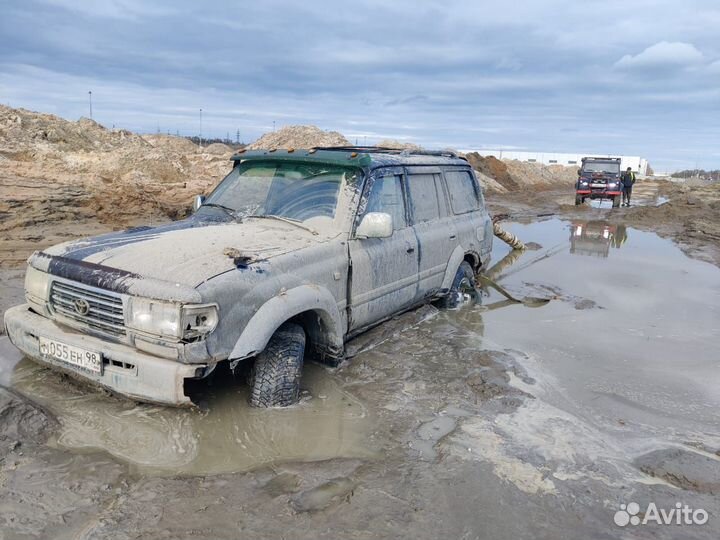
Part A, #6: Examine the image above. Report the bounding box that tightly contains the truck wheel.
[442,261,477,308]
[575,195,584,206]
[612,196,621,208]
[249,322,305,408]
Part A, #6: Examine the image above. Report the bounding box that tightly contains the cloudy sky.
[1,0,719,171]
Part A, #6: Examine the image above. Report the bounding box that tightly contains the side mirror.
[356,212,392,239]
[193,195,206,212]
[577,169,582,176]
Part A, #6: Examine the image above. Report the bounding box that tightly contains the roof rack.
[311,146,461,159]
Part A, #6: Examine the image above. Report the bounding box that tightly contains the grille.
[50,280,125,336]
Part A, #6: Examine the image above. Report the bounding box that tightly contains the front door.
[348,170,418,332]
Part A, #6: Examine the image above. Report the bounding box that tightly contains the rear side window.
[364,174,407,230]
[444,170,480,214]
[406,173,440,223]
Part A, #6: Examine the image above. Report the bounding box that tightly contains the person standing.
[621,167,635,207]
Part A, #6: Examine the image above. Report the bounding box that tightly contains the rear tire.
[442,261,477,308]
[612,195,621,208]
[249,323,305,408]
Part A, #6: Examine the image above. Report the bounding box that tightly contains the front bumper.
[4,304,205,406]
[577,190,621,197]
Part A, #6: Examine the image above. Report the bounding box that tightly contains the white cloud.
[615,41,704,69]
[41,0,175,19]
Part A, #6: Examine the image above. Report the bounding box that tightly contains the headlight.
[126,298,218,340]
[181,304,219,339]
[25,266,50,302]
[580,181,589,187]
[607,182,618,188]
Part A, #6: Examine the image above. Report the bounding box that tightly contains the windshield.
[200,160,361,222]
[582,161,620,174]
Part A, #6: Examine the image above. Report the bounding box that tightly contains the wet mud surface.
[1,216,720,539]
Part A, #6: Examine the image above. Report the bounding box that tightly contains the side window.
[406,173,440,223]
[445,170,480,214]
[364,174,407,230]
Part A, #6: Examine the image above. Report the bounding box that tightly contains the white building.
[476,150,649,176]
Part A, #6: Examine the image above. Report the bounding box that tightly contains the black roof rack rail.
[310,146,461,159]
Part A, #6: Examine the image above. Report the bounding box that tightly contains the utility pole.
[199,108,203,148]
[88,91,93,119]
[236,129,240,144]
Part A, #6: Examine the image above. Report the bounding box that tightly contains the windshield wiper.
[200,203,241,221]
[246,214,318,235]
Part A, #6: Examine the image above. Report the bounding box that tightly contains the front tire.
[612,195,620,208]
[575,195,584,206]
[249,323,305,408]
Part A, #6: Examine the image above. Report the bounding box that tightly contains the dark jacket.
[621,171,635,188]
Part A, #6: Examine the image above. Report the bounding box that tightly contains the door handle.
[449,234,457,240]
[406,247,415,254]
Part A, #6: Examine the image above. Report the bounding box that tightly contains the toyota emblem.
[73,298,90,316]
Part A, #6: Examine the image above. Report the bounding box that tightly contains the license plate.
[590,183,606,188]
[39,336,103,374]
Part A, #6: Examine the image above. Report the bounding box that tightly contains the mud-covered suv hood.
[34,216,323,292]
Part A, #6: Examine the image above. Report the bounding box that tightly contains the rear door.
[443,168,489,260]
[405,167,459,301]
[348,169,419,332]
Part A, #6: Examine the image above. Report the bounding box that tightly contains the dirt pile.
[474,171,508,193]
[0,105,236,267]
[246,125,350,150]
[375,139,425,152]
[0,106,147,157]
[464,152,576,192]
[504,159,577,187]
[465,153,519,191]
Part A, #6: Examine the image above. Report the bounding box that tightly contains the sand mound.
[375,139,424,152]
[247,125,349,150]
[504,159,577,187]
[464,152,576,192]
[141,134,199,154]
[203,142,234,155]
[0,105,234,255]
[0,105,149,157]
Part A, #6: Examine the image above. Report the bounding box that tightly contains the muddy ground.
[1,180,720,539]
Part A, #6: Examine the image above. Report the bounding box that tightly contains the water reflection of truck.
[569,221,627,258]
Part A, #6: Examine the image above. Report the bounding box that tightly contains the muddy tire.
[441,261,477,308]
[249,323,305,408]
[452,261,476,292]
[612,195,621,208]
[575,195,584,206]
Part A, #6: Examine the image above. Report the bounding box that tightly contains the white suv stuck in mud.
[4,147,493,407]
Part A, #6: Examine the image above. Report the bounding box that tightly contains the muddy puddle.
[443,218,720,491]
[7,358,375,476]
[1,217,719,492]
[481,218,720,433]
[584,180,666,208]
